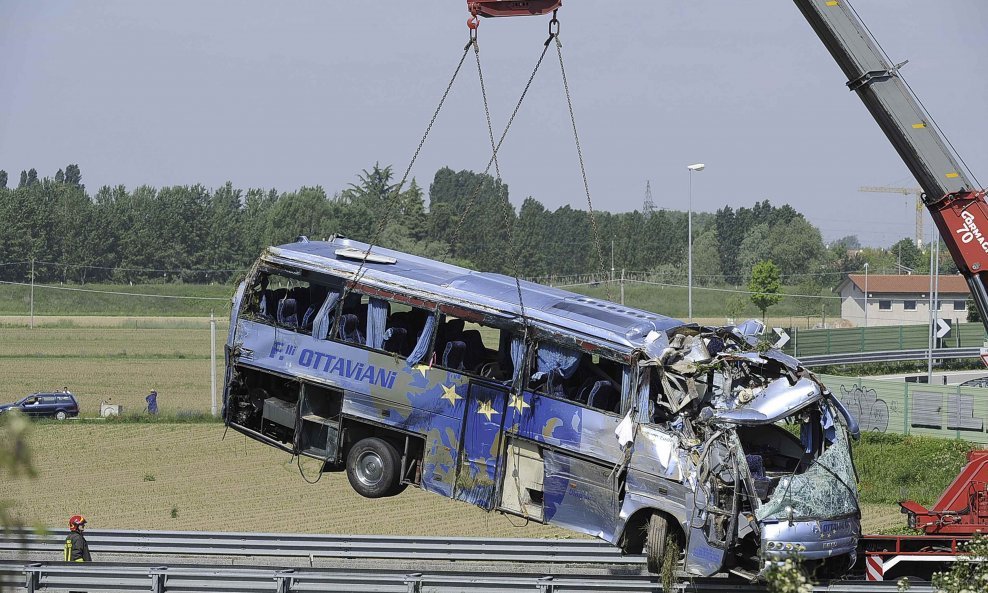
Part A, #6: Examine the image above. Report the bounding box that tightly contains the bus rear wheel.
[346,437,401,498]
[646,513,669,574]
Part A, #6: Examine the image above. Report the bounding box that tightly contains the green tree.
[54,169,65,184]
[428,167,513,271]
[889,238,922,272]
[749,260,783,321]
[26,168,38,186]
[968,298,981,323]
[64,164,82,187]
[0,170,7,189]
[17,170,26,188]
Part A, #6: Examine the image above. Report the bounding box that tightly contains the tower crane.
[858,186,924,248]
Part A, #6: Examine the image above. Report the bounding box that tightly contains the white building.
[836,274,969,327]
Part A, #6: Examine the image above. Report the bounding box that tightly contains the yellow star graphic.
[477,399,499,422]
[508,393,530,414]
[440,384,462,407]
[413,364,431,377]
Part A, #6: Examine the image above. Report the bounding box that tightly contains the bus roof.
[264,237,685,352]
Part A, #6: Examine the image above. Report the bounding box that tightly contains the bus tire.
[346,437,400,498]
[646,513,669,574]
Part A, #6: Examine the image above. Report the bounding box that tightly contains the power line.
[0,280,229,301]
[29,260,244,274]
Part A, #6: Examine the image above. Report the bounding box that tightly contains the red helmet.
[68,515,86,531]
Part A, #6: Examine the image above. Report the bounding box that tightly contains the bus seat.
[445,318,465,338]
[588,381,619,413]
[383,327,408,355]
[301,306,316,331]
[258,290,275,319]
[443,340,466,370]
[277,298,299,327]
[289,287,309,319]
[339,313,364,345]
[575,377,597,404]
[460,329,485,370]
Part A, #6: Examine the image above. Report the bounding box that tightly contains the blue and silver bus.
[223,236,861,577]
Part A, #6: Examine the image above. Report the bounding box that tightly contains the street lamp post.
[863,262,869,327]
[687,163,705,323]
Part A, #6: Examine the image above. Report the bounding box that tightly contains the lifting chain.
[472,34,501,180]
[338,34,474,308]
[551,12,610,300]
[444,21,558,262]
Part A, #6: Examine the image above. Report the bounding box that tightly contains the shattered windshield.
[754,427,858,521]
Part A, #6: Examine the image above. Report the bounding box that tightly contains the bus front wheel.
[646,513,669,574]
[346,437,401,498]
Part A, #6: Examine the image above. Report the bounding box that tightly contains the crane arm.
[795,0,988,330]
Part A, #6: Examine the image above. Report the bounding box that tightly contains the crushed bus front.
[635,323,861,577]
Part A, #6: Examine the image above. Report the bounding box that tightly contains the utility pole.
[210,312,217,417]
[29,258,34,329]
[620,268,625,305]
[610,238,614,286]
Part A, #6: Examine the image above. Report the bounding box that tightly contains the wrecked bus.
[223,236,861,577]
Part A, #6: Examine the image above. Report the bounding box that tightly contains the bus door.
[453,380,509,510]
[511,389,624,540]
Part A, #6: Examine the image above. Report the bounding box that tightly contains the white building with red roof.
[836,274,970,327]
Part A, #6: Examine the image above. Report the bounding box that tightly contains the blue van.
[0,392,80,420]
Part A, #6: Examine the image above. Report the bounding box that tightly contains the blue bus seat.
[588,380,619,413]
[443,340,466,370]
[339,313,364,345]
[383,326,409,355]
[277,298,298,328]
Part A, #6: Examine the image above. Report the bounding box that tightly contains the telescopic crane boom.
[787,1,988,329]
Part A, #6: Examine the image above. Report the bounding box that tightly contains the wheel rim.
[56,411,66,420]
[354,450,385,487]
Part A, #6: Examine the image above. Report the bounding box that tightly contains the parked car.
[0,392,80,420]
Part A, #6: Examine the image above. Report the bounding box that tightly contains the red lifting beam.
[468,1,562,18]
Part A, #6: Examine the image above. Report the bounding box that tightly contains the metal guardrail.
[0,562,935,593]
[0,529,641,565]
[798,347,979,367]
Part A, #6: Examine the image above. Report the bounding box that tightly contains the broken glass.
[755,427,858,521]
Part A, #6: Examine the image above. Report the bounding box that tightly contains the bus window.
[434,315,517,381]
[529,342,625,414]
[329,291,437,363]
[244,271,340,336]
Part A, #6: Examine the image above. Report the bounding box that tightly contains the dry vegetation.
[2,423,574,538]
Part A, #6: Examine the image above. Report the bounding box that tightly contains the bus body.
[223,236,861,576]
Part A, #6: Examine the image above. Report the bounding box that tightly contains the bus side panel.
[452,382,509,509]
[543,449,618,540]
[509,391,624,465]
[236,320,477,498]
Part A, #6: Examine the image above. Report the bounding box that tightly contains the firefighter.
[64,515,92,562]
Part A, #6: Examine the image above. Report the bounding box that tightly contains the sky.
[1,1,986,248]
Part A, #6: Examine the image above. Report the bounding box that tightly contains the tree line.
[0,163,945,294]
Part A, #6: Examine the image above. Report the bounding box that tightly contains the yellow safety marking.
[826,1,839,6]
[946,173,960,178]
[912,123,927,129]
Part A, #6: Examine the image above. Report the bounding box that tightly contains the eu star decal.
[508,393,530,414]
[476,400,499,421]
[440,384,463,407]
